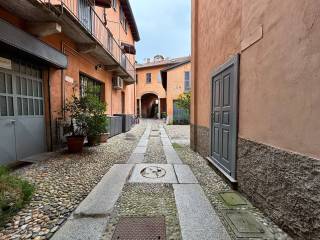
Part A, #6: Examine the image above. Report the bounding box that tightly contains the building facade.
[136,56,191,123]
[0,0,139,166]
[191,0,320,239]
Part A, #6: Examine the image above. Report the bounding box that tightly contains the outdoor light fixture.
[95,64,103,70]
[155,100,159,104]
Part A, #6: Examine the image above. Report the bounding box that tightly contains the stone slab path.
[52,120,230,240]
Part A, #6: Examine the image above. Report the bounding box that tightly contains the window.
[107,32,113,53]
[80,74,103,100]
[136,74,138,84]
[184,71,191,92]
[120,7,128,34]
[146,73,151,84]
[157,73,162,83]
[112,0,117,10]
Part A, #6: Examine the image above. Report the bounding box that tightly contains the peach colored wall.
[192,0,320,159]
[166,62,191,121]
[136,66,167,99]
[0,6,136,145]
[238,0,320,159]
[98,0,136,65]
[191,0,241,128]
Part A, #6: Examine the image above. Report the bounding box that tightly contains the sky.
[130,0,191,63]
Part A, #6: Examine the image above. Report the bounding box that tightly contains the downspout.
[48,67,53,151]
[192,0,199,152]
[61,41,65,118]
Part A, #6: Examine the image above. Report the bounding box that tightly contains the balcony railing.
[38,0,135,79]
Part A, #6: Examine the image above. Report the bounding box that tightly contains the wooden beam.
[77,43,98,53]
[27,22,61,37]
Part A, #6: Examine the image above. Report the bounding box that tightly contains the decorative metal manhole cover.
[112,216,166,240]
[140,166,166,179]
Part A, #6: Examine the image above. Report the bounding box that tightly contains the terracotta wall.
[192,0,320,159]
[191,1,320,238]
[136,66,167,99]
[166,62,191,121]
[0,4,137,146]
[97,0,136,65]
[239,0,320,159]
[191,0,241,128]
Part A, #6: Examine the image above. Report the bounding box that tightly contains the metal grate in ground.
[112,216,166,240]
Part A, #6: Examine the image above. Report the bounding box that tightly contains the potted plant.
[82,94,108,146]
[64,94,88,153]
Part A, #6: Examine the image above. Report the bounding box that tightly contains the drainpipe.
[47,67,53,151]
[61,41,65,118]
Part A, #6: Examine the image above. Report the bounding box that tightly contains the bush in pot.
[82,94,108,146]
[64,94,88,153]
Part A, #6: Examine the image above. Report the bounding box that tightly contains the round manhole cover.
[140,166,166,179]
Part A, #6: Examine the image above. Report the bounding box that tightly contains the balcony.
[0,0,135,82]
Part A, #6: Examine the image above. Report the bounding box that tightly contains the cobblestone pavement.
[164,125,190,145]
[2,120,292,240]
[102,184,181,240]
[143,120,166,164]
[168,124,291,240]
[0,123,146,240]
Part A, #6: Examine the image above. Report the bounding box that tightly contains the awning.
[95,0,111,8]
[121,42,136,55]
[0,19,67,69]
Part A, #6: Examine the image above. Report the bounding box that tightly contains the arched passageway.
[140,93,159,118]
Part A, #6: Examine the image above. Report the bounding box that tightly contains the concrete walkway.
[52,121,230,240]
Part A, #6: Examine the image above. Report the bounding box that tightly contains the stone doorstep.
[74,164,133,217]
[19,152,56,163]
[173,184,231,240]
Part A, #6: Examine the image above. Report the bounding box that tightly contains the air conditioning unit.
[112,76,123,90]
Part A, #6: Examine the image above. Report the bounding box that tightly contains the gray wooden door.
[0,59,46,165]
[211,55,239,180]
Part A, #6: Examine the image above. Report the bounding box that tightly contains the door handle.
[10,119,16,124]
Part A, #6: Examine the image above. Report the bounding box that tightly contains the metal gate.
[173,100,189,124]
[0,59,46,165]
[210,55,239,181]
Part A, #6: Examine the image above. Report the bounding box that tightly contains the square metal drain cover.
[219,192,248,207]
[223,210,271,238]
[112,216,166,240]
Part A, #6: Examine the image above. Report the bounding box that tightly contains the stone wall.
[237,138,320,240]
[190,124,210,157]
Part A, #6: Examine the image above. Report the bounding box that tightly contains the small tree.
[176,92,191,114]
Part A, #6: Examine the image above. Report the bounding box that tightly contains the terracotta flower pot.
[87,135,101,146]
[100,133,109,143]
[67,136,85,153]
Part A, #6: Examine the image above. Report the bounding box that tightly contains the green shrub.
[82,94,108,137]
[0,166,34,226]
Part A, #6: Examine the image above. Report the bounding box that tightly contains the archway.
[141,93,159,118]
